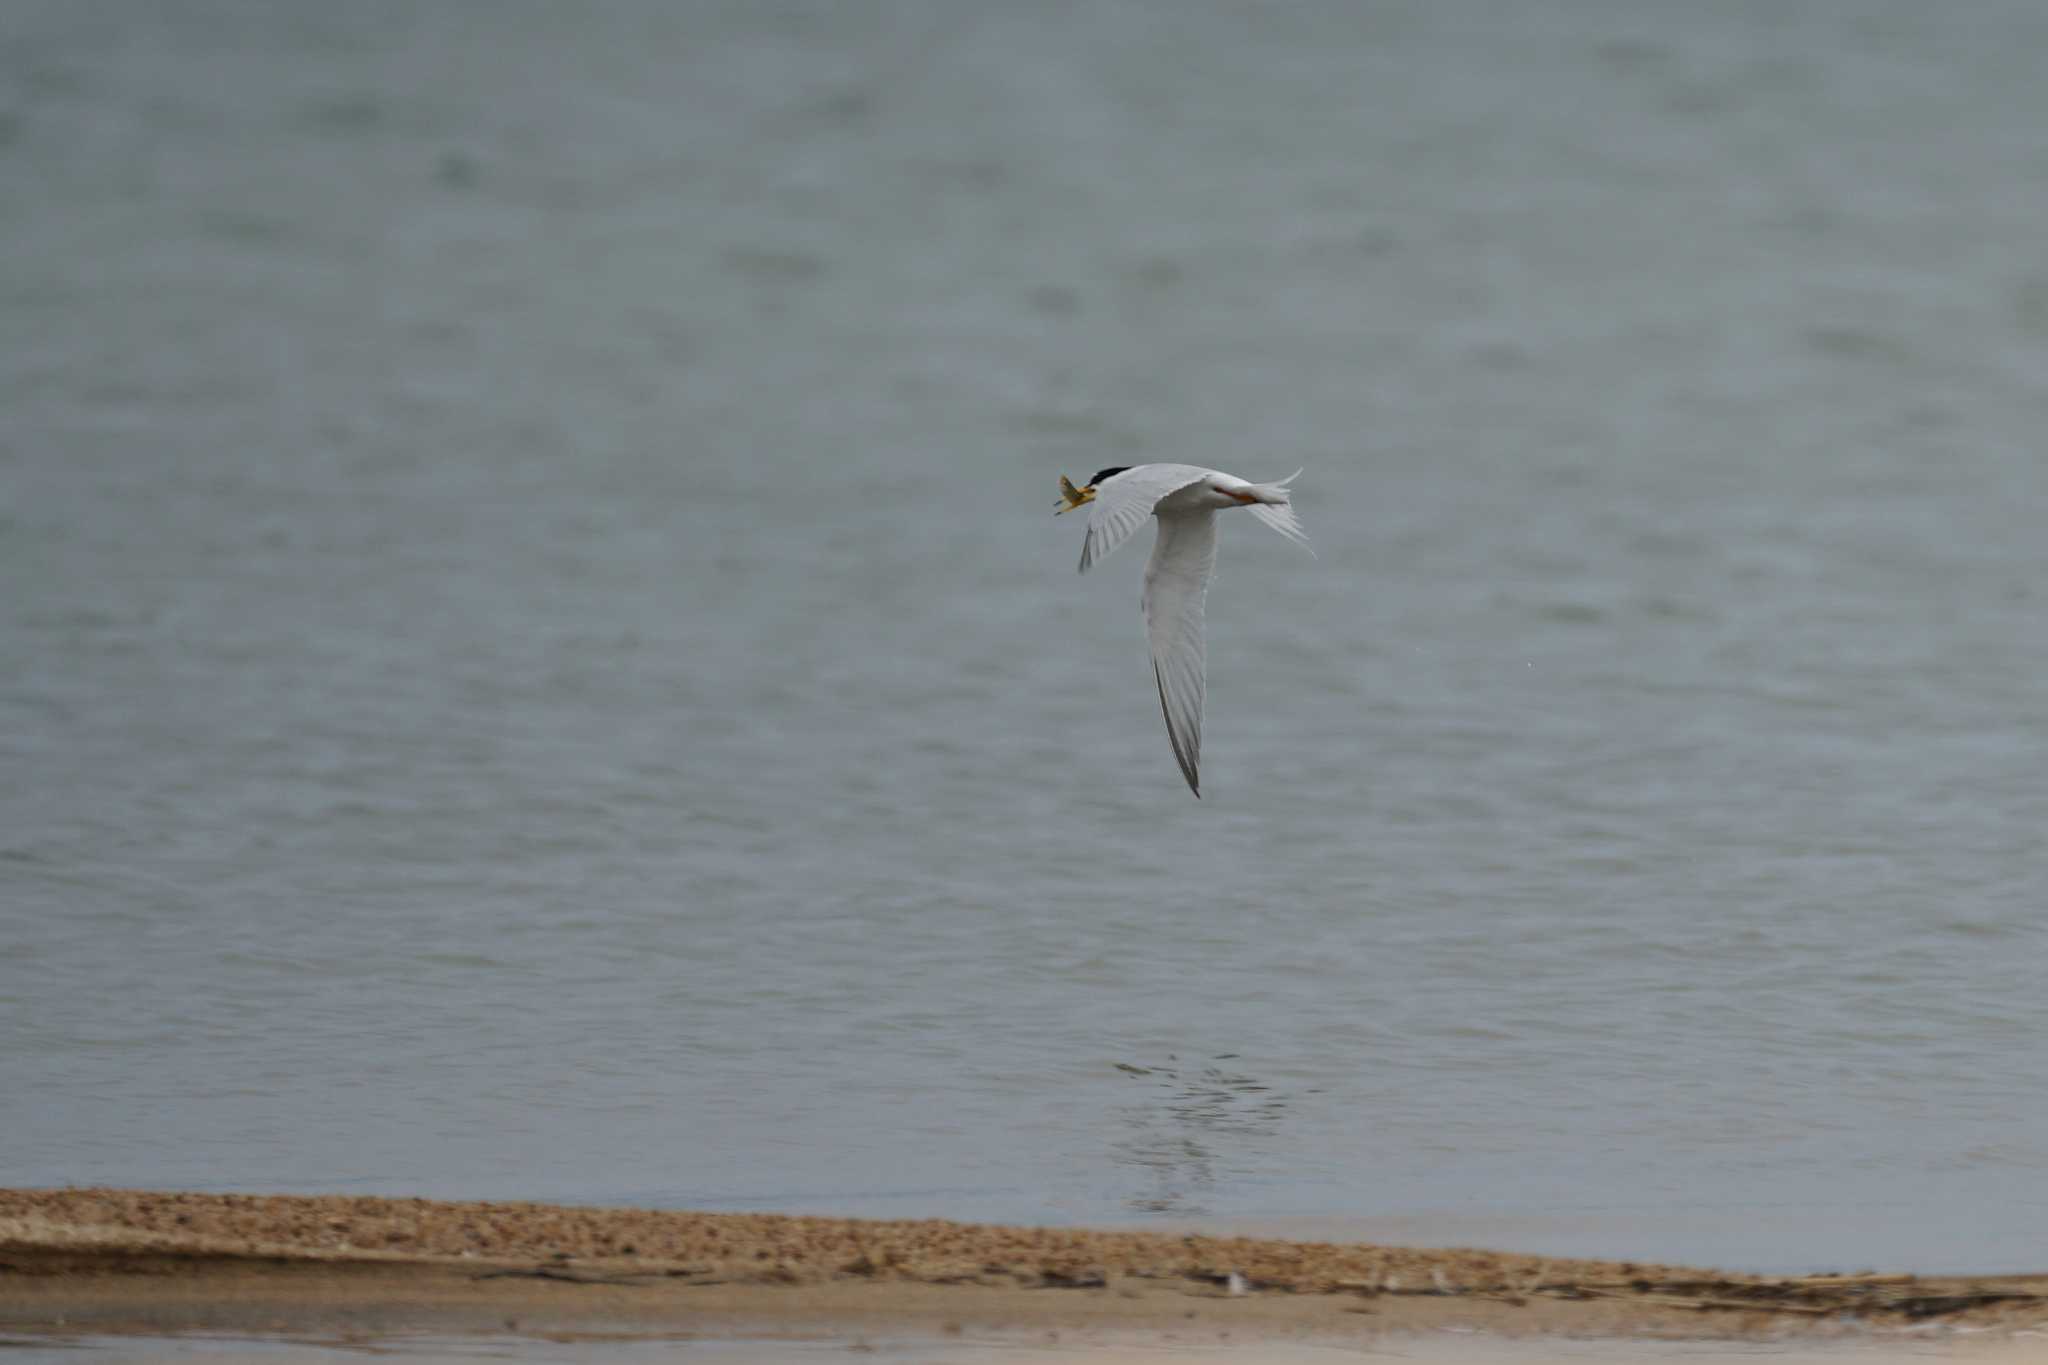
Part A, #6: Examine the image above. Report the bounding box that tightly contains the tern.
[1056,464,1311,797]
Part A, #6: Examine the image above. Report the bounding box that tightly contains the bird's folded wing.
[1081,464,1212,572]
[1142,510,1219,797]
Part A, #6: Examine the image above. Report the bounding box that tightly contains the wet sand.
[4,1189,2045,1360]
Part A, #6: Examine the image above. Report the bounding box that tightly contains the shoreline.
[4,1188,2046,1356]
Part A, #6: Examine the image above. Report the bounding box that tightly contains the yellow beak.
[1055,474,1096,514]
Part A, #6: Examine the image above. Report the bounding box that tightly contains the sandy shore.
[4,1189,2045,1360]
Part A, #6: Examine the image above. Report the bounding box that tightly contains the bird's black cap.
[1088,466,1132,487]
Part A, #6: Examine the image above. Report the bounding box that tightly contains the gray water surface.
[5,1,2047,1274]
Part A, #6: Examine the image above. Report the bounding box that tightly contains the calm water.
[5,0,2047,1275]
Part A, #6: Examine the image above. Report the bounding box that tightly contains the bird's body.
[1056,463,1311,797]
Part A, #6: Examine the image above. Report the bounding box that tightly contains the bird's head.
[1053,467,1131,514]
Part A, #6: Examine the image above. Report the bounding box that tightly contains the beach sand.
[3,1189,2044,1361]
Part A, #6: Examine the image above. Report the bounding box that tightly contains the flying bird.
[1056,464,1311,797]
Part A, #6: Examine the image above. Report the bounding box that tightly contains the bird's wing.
[1080,464,1214,573]
[1142,509,1220,797]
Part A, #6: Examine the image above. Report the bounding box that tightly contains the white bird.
[1056,464,1311,797]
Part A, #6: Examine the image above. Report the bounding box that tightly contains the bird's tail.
[1250,468,1304,503]
[1246,470,1313,554]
